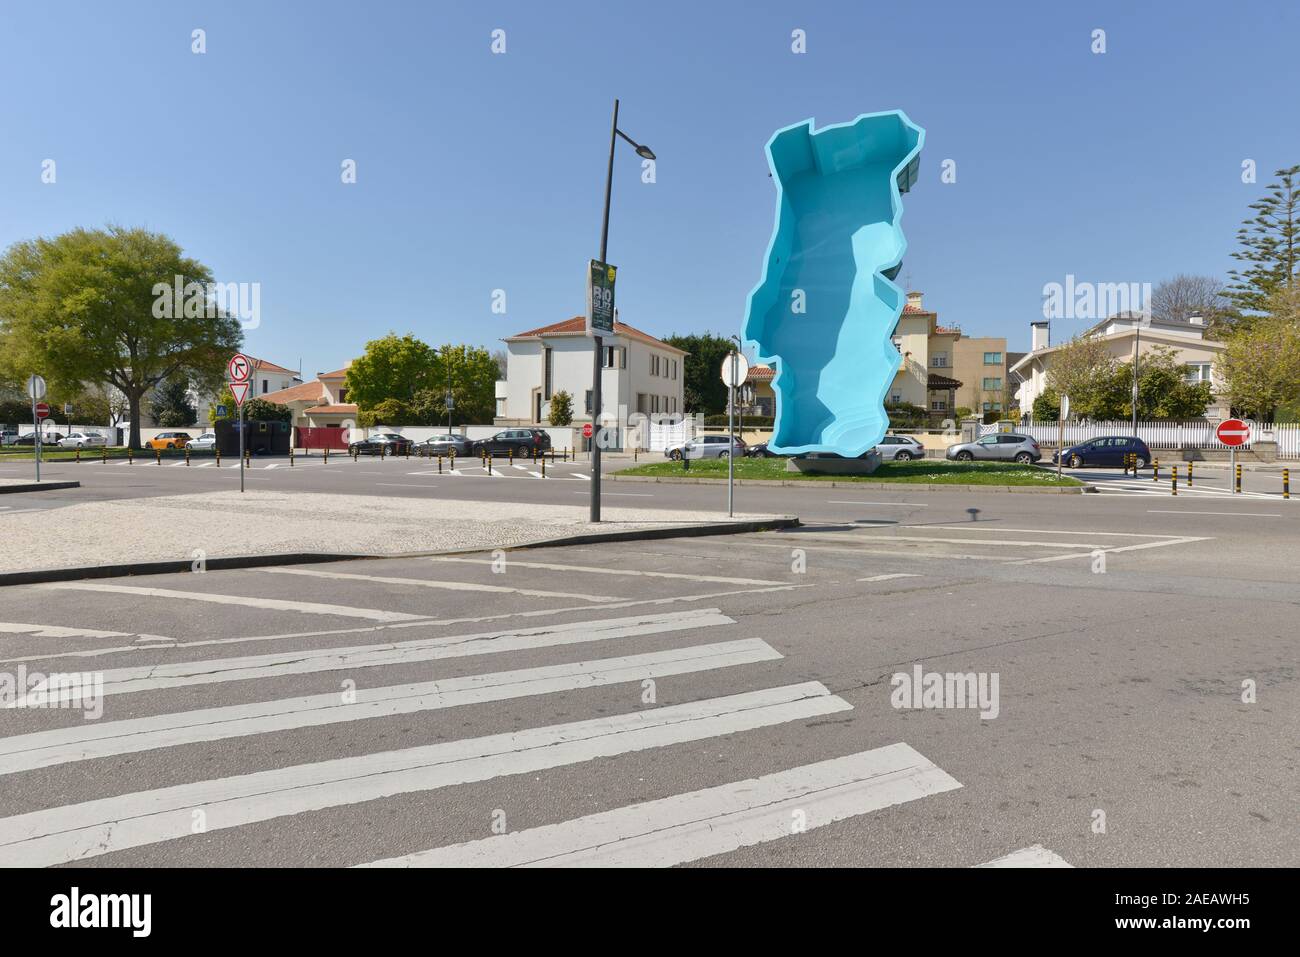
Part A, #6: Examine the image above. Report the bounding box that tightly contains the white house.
[499,317,687,426]
[1012,313,1229,419]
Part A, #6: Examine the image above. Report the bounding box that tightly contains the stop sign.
[34,402,50,420]
[1215,418,1251,447]
[582,423,594,439]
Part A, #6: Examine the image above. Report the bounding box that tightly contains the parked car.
[745,441,779,458]
[12,432,64,446]
[58,432,107,448]
[415,434,473,457]
[873,434,926,460]
[1053,436,1152,469]
[471,429,552,458]
[665,434,747,460]
[0,429,20,446]
[185,432,217,450]
[348,432,414,456]
[946,433,1042,464]
[145,431,193,450]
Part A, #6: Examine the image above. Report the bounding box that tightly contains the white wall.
[366,424,577,450]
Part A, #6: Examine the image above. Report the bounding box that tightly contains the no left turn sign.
[228,353,252,383]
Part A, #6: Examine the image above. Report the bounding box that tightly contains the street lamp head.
[636,144,656,161]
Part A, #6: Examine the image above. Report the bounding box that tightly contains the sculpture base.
[786,451,882,475]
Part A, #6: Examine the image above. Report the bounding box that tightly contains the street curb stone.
[608,474,1095,493]
[0,481,81,494]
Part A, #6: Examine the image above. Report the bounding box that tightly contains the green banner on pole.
[586,260,617,337]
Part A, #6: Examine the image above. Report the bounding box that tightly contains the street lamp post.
[590,98,655,523]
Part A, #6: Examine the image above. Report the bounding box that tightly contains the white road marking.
[1146,509,1281,517]
[1011,535,1213,565]
[858,573,922,582]
[827,500,928,507]
[8,608,736,701]
[360,744,958,868]
[38,582,424,622]
[430,556,786,586]
[0,623,130,640]
[746,541,1013,562]
[0,682,847,867]
[574,472,591,481]
[527,471,543,478]
[262,566,622,603]
[976,845,1073,868]
[572,490,651,497]
[850,534,1115,549]
[0,638,780,774]
[924,526,1186,539]
[264,464,279,470]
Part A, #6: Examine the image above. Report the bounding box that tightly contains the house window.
[671,360,677,380]
[544,347,553,399]
[1184,362,1212,383]
[338,388,348,403]
[603,346,625,369]
[982,377,1003,390]
[585,390,593,415]
[983,352,1003,365]
[650,354,659,376]
[262,379,268,394]
[890,393,902,403]
[931,354,948,368]
[931,399,948,411]
[636,393,648,414]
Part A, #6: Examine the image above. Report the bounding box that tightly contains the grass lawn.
[0,447,203,462]
[618,456,1084,486]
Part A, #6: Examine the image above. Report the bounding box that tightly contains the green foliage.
[664,333,729,414]
[1228,165,1300,315]
[1032,388,1061,421]
[885,401,929,429]
[345,333,437,409]
[548,390,574,426]
[954,406,973,420]
[1041,345,1211,421]
[210,389,292,424]
[358,399,418,428]
[0,226,243,447]
[345,336,498,426]
[1220,283,1300,419]
[151,376,196,427]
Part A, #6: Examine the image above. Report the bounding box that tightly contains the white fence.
[984,420,1300,458]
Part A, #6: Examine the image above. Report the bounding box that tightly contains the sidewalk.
[0,489,793,578]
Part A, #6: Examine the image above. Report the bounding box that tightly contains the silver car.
[873,434,926,461]
[185,432,217,450]
[946,433,1042,463]
[665,435,746,460]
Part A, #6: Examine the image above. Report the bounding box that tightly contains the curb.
[609,474,1094,494]
[0,481,80,494]
[0,517,799,587]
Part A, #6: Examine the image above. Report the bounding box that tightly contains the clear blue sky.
[3,0,1297,377]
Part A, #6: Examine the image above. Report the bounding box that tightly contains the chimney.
[906,291,924,311]
[1188,314,1204,326]
[1031,320,1050,352]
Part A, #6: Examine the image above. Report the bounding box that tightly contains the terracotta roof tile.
[505,317,687,354]
[261,380,326,404]
[248,357,299,376]
[304,404,358,414]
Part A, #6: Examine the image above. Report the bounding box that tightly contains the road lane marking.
[1011,535,1213,565]
[360,744,958,868]
[7,608,736,701]
[848,534,1116,549]
[572,490,651,496]
[976,845,1072,868]
[0,638,781,775]
[37,582,422,622]
[574,472,591,481]
[261,566,622,603]
[1146,509,1281,517]
[0,682,847,867]
[429,556,786,586]
[924,526,1186,539]
[745,541,1014,562]
[827,501,928,507]
[0,623,131,639]
[858,573,922,582]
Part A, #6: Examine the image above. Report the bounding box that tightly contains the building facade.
[888,292,1006,422]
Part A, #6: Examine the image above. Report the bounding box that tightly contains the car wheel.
[1070,454,1083,468]
[1133,456,1147,469]
[894,450,912,461]
[1014,452,1033,464]
[719,449,730,459]
[670,449,682,461]
[956,450,974,462]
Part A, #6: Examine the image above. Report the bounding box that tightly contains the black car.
[745,442,779,458]
[1052,436,1153,469]
[472,428,552,458]
[414,434,473,457]
[348,432,414,456]
[12,432,63,446]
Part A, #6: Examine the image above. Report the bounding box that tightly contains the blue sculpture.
[743,110,924,457]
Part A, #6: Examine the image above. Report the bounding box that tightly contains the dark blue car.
[1053,436,1152,469]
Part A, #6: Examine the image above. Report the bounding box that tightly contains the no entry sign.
[34,402,50,420]
[228,353,252,383]
[582,423,593,439]
[1216,418,1251,447]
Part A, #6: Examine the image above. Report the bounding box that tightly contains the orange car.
[144,431,193,450]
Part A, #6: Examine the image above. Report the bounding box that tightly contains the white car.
[58,432,107,448]
[185,432,217,450]
[873,434,926,461]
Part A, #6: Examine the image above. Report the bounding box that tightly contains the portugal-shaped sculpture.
[742,110,924,457]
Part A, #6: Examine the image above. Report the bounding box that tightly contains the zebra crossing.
[0,575,990,868]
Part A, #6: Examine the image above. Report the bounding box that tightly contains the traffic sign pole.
[239,401,245,494]
[32,394,39,483]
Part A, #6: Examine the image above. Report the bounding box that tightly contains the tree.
[884,401,928,429]
[1112,346,1212,419]
[211,391,292,424]
[344,333,437,410]
[150,375,196,426]
[664,333,726,414]
[358,398,418,428]
[0,227,242,448]
[1032,388,1060,421]
[1219,282,1300,420]
[1228,165,1300,315]
[548,390,573,426]
[1045,336,1122,419]
[1151,274,1237,334]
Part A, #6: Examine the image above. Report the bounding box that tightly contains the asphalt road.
[0,489,1294,867]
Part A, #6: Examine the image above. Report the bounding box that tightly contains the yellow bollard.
[541,457,546,478]
[185,447,190,466]
[1153,458,1159,482]
[215,448,221,467]
[488,453,493,475]
[1284,468,1290,500]
[1187,461,1193,487]
[324,447,329,463]
[128,447,134,465]
[102,447,107,465]
[1171,465,1178,496]
[449,450,455,471]
[509,448,514,466]
[75,448,81,464]
[155,448,161,465]
[289,447,294,467]
[1235,463,1242,494]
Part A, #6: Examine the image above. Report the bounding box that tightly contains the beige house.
[262,363,358,428]
[1011,313,1228,419]
[889,292,1007,422]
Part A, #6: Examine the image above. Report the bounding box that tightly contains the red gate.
[296,426,350,451]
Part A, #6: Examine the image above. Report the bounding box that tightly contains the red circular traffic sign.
[582,423,594,439]
[227,353,252,383]
[1215,418,1251,447]
[34,402,50,420]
